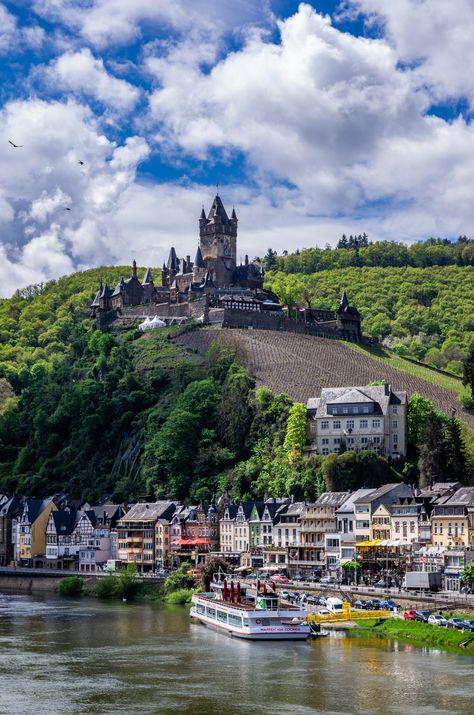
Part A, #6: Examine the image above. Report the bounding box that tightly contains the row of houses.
[1,482,473,589]
[219,482,474,591]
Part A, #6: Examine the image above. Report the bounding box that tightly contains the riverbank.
[355,618,474,655]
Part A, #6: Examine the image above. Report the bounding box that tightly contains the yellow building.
[431,505,470,549]
[155,519,172,569]
[18,498,57,566]
[370,504,392,541]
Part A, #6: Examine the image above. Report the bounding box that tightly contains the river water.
[0,593,472,715]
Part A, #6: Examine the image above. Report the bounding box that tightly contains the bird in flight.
[78,160,84,165]
[9,140,23,148]
[64,207,72,211]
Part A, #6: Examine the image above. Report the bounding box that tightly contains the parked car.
[318,608,330,615]
[318,596,327,606]
[273,575,290,583]
[403,610,416,620]
[380,600,401,611]
[428,614,448,626]
[463,620,474,631]
[447,618,471,630]
[280,590,291,601]
[414,610,431,622]
[365,599,383,610]
[353,600,368,610]
[306,595,318,605]
[319,576,336,584]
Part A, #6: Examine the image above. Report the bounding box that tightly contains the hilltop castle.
[91,193,272,321]
[91,192,361,341]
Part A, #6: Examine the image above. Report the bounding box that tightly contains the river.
[0,593,472,715]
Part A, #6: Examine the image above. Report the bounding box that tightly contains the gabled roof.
[336,489,375,513]
[52,510,79,536]
[307,384,407,416]
[200,271,215,288]
[353,483,411,504]
[329,389,375,405]
[25,497,54,524]
[314,492,350,508]
[223,504,238,520]
[0,496,23,518]
[445,486,474,507]
[119,501,177,522]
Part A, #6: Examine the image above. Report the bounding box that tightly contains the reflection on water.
[0,593,472,715]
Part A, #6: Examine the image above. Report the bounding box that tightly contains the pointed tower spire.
[340,291,349,311]
[132,259,137,278]
[194,245,205,268]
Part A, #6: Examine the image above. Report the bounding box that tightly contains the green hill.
[265,265,474,375]
[0,265,472,501]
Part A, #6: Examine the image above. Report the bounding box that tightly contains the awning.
[378,539,412,547]
[234,565,252,572]
[171,538,210,546]
[354,539,383,547]
[259,564,285,572]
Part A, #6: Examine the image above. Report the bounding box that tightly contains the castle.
[91,192,361,341]
[91,193,273,320]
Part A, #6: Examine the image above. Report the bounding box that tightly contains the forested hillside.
[0,264,472,500]
[264,265,473,375]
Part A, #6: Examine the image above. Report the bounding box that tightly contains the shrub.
[58,576,85,597]
[115,564,141,600]
[95,575,118,599]
[165,588,193,604]
[164,570,195,594]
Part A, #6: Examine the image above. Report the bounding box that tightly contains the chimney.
[245,254,249,266]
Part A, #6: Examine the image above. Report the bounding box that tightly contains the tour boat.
[190,575,311,640]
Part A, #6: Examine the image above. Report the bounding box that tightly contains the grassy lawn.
[347,342,468,400]
[356,618,474,655]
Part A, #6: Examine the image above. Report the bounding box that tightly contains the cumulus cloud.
[345,0,474,107]
[44,48,140,111]
[0,97,149,296]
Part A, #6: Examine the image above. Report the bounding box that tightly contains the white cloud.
[32,0,272,48]
[44,48,140,111]
[0,4,17,52]
[26,187,71,222]
[0,97,149,296]
[345,0,474,107]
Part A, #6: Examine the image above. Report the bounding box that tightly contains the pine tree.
[443,414,466,482]
[418,412,446,488]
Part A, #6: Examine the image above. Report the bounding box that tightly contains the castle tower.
[192,245,206,283]
[199,194,237,286]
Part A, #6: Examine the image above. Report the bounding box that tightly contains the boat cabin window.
[217,610,228,624]
[242,618,249,627]
[206,607,216,619]
[196,603,205,615]
[228,613,243,627]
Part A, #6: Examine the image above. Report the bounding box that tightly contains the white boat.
[190,576,311,640]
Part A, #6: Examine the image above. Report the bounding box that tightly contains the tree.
[462,345,474,399]
[461,564,474,590]
[407,393,435,447]
[418,412,446,488]
[443,414,466,482]
[283,403,307,463]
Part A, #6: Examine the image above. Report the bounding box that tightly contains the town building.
[353,483,412,543]
[45,509,96,569]
[0,496,23,566]
[307,384,407,458]
[298,492,350,574]
[117,501,177,572]
[16,498,57,567]
[431,487,474,550]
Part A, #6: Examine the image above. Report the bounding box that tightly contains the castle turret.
[199,194,237,287]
